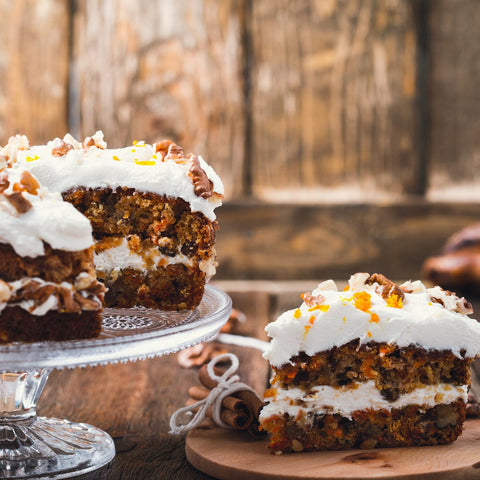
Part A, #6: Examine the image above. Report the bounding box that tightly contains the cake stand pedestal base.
[0,370,115,479]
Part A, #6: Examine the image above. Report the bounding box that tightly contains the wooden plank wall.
[0,0,479,280]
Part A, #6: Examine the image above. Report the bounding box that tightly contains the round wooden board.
[186,419,480,480]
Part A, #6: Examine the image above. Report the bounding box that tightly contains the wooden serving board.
[186,419,480,479]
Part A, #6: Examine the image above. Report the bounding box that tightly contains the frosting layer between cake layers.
[260,382,469,420]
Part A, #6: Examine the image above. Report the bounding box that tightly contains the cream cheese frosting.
[259,382,468,421]
[5,132,224,221]
[264,274,480,367]
[0,168,93,257]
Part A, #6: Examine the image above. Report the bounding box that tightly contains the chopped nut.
[83,137,95,148]
[360,438,378,449]
[0,172,9,193]
[31,284,56,305]
[56,287,80,313]
[19,170,40,195]
[75,272,97,290]
[188,155,214,199]
[302,292,326,308]
[0,280,11,303]
[5,192,32,214]
[165,143,184,160]
[73,292,102,311]
[154,140,175,159]
[51,140,74,157]
[366,273,405,301]
[436,404,458,428]
[291,440,304,452]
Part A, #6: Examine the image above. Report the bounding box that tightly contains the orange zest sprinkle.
[343,285,350,292]
[112,155,120,161]
[351,292,372,312]
[303,325,312,338]
[293,308,301,319]
[152,154,158,160]
[370,312,380,323]
[308,304,330,312]
[134,159,156,166]
[386,294,403,309]
[264,388,277,398]
[367,331,372,338]
[26,155,39,162]
[300,293,305,300]
[309,316,315,325]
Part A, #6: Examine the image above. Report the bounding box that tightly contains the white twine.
[169,352,262,435]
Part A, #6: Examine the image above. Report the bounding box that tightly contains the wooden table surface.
[36,281,480,480]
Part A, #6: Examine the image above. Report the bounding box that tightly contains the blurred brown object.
[423,223,480,296]
[219,308,246,334]
[177,343,229,368]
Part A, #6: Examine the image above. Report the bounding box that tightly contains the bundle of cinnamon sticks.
[186,363,266,437]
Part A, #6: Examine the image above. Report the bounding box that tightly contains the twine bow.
[169,352,262,434]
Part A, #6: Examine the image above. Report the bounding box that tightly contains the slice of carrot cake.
[0,167,105,342]
[259,273,480,453]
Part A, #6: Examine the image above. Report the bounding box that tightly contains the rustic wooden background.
[1,0,480,281]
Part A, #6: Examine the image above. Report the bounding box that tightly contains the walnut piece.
[164,143,184,160]
[302,292,326,308]
[51,140,73,157]
[0,280,11,303]
[19,170,40,195]
[188,155,214,199]
[0,172,9,193]
[366,273,405,301]
[154,140,175,159]
[5,192,32,214]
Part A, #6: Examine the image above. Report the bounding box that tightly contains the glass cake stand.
[0,284,232,479]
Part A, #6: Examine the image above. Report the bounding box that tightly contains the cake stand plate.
[0,284,231,479]
[186,419,480,479]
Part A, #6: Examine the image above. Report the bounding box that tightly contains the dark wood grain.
[37,289,271,479]
[215,200,480,280]
[249,0,421,199]
[428,0,480,201]
[70,0,245,200]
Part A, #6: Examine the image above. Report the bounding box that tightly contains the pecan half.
[188,155,214,199]
[154,140,175,159]
[73,292,101,311]
[0,172,9,193]
[31,284,57,305]
[366,273,405,301]
[51,140,73,157]
[220,308,246,334]
[5,192,32,214]
[57,287,80,313]
[164,143,184,160]
[302,292,326,308]
[83,137,95,148]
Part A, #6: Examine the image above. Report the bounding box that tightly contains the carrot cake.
[0,167,105,343]
[3,132,223,311]
[259,273,480,453]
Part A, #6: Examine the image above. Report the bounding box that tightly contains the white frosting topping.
[0,169,93,257]
[259,382,468,421]
[264,274,480,367]
[6,132,223,221]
